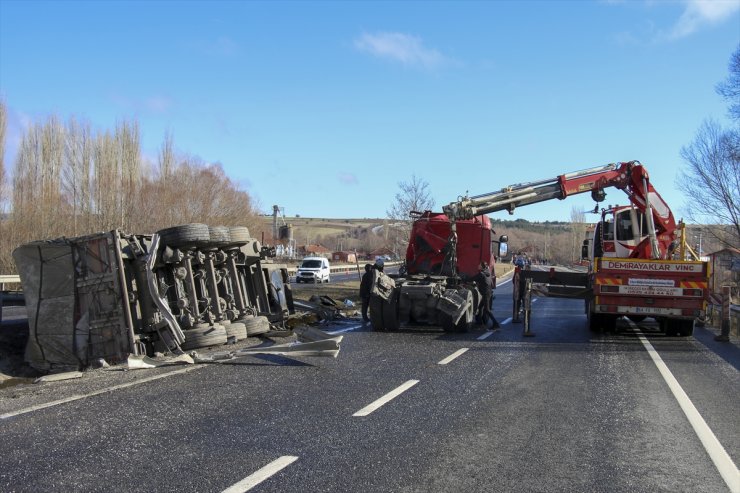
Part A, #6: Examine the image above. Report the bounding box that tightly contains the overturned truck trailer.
[13,224,294,372]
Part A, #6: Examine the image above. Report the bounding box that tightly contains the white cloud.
[337,172,358,185]
[354,32,448,69]
[667,0,740,40]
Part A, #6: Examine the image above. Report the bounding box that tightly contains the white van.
[296,257,331,283]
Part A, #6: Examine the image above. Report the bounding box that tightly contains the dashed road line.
[353,380,419,417]
[1,366,201,420]
[501,317,512,325]
[634,327,739,492]
[437,348,469,365]
[477,331,494,341]
[221,456,299,493]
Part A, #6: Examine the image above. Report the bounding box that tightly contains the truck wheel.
[588,305,602,332]
[244,316,270,336]
[671,319,694,337]
[382,289,400,332]
[208,226,232,247]
[225,226,251,247]
[225,322,247,341]
[369,297,385,331]
[603,315,618,333]
[157,223,210,249]
[181,324,228,350]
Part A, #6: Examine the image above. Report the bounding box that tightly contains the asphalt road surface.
[1,272,738,492]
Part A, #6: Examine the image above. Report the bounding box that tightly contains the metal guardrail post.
[715,286,732,342]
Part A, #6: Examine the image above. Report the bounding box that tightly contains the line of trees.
[0,103,261,274]
[677,45,739,251]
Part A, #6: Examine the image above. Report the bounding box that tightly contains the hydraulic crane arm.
[442,161,677,259]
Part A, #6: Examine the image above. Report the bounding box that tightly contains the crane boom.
[442,160,677,259]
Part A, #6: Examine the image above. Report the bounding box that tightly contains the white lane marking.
[477,331,494,341]
[221,456,299,493]
[353,380,419,417]
[501,317,512,325]
[497,278,512,287]
[636,330,740,492]
[438,348,469,365]
[326,324,363,335]
[1,366,201,420]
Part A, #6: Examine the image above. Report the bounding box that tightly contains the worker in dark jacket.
[359,263,373,322]
[470,262,499,329]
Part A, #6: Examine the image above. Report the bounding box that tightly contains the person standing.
[470,261,499,329]
[359,263,373,322]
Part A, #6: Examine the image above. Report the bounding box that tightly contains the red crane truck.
[370,161,708,336]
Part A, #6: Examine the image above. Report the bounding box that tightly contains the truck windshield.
[301,260,322,268]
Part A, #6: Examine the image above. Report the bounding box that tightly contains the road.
[0,274,738,492]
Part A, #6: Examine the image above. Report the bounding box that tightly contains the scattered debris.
[126,353,194,370]
[34,371,83,384]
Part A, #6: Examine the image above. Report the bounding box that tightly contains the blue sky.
[1,0,738,223]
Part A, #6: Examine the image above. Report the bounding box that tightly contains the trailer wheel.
[157,223,210,249]
[244,316,270,336]
[225,226,251,247]
[225,322,247,341]
[382,289,400,332]
[208,226,232,247]
[369,297,385,331]
[181,324,228,350]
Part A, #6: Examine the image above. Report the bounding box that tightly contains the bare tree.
[387,174,435,221]
[677,120,740,249]
[386,174,435,255]
[569,205,587,263]
[716,44,740,122]
[0,99,6,211]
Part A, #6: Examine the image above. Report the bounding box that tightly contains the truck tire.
[225,321,247,341]
[157,223,210,249]
[382,289,400,331]
[244,316,270,336]
[369,297,385,332]
[666,319,694,337]
[181,324,228,350]
[587,303,602,332]
[602,315,618,333]
[226,226,251,247]
[208,226,232,247]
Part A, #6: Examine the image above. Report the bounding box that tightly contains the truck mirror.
[581,244,589,260]
[499,242,508,258]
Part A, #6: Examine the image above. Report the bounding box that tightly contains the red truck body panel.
[405,211,493,278]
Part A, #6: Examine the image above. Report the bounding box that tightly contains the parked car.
[296,257,331,283]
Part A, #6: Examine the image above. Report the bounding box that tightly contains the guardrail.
[285,261,403,278]
[0,275,21,291]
